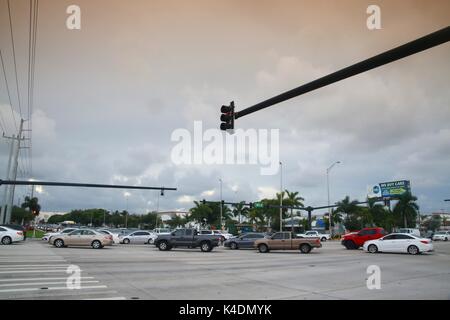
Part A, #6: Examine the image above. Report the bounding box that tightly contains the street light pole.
[279,161,283,232]
[219,178,223,230]
[327,161,341,237]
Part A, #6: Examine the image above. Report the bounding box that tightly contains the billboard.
[367,180,411,198]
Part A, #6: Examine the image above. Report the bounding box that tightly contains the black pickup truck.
[154,228,221,252]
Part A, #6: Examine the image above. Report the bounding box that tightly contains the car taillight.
[17,231,23,235]
[420,240,429,244]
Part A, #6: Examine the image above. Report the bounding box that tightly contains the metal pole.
[219,179,223,229]
[279,162,283,232]
[0,136,15,224]
[125,196,128,228]
[6,119,24,223]
[234,27,450,120]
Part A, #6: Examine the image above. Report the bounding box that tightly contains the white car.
[432,231,450,241]
[98,229,121,244]
[120,230,154,244]
[42,228,78,242]
[363,233,433,255]
[0,226,25,245]
[297,231,331,241]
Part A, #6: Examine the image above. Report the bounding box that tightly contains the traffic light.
[31,209,39,216]
[202,199,206,205]
[220,101,235,131]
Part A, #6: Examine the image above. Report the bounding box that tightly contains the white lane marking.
[0,285,107,293]
[85,296,127,300]
[0,280,99,287]
[0,269,83,274]
[0,264,70,268]
[0,277,94,282]
[0,260,67,263]
[0,267,70,270]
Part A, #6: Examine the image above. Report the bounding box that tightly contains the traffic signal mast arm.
[226,27,449,124]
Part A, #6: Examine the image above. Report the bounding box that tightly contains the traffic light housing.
[249,202,253,209]
[220,101,235,131]
[202,199,206,205]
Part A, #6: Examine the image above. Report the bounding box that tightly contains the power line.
[0,49,18,132]
[7,0,23,119]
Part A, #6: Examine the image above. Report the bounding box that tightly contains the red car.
[341,227,386,249]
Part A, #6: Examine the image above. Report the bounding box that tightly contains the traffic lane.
[44,241,450,300]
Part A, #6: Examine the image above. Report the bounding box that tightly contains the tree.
[284,190,305,231]
[21,196,41,215]
[166,215,186,229]
[335,196,361,231]
[11,206,34,224]
[392,192,419,228]
[188,201,214,228]
[423,215,441,231]
[231,201,249,224]
[335,196,360,216]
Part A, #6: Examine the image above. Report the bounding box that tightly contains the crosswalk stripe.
[0,264,70,268]
[85,296,127,300]
[0,277,94,282]
[0,285,107,293]
[0,280,99,287]
[0,269,83,274]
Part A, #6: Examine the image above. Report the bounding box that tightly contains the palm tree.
[335,196,359,216]
[232,201,249,224]
[21,196,41,215]
[393,192,419,228]
[284,190,305,231]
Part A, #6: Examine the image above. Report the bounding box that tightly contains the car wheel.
[54,239,64,248]
[123,238,130,244]
[258,244,269,253]
[147,239,152,244]
[200,241,212,252]
[321,237,327,242]
[300,243,312,254]
[1,236,12,245]
[368,244,378,254]
[407,245,419,255]
[92,240,102,249]
[344,240,357,250]
[445,237,448,242]
[158,241,169,251]
[230,242,238,250]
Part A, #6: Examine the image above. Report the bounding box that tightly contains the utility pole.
[0,135,15,224]
[6,119,25,224]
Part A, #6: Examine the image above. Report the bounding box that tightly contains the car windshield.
[434,232,445,235]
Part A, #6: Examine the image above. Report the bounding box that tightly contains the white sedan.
[432,231,450,241]
[0,226,25,245]
[363,233,433,255]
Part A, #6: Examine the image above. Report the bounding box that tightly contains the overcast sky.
[0,0,449,216]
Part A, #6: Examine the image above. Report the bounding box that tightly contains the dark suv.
[154,228,221,252]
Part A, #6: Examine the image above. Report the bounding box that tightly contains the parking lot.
[0,239,449,300]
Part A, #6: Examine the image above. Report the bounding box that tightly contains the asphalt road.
[0,239,449,300]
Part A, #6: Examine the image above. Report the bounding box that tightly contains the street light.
[219,178,223,230]
[327,161,341,237]
[279,161,283,232]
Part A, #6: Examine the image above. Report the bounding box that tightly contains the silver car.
[119,230,153,244]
